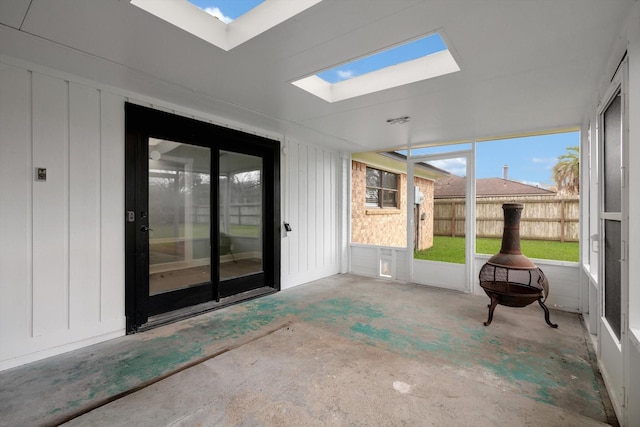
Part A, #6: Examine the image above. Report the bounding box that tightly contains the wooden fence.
[433,195,579,242]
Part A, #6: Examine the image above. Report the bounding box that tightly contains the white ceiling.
[0,0,633,153]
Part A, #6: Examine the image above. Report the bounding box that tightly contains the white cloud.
[532,157,555,168]
[203,7,233,24]
[430,158,467,176]
[337,69,356,81]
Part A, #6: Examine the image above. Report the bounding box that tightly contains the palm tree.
[552,146,580,194]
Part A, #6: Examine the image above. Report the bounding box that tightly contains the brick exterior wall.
[351,161,434,250]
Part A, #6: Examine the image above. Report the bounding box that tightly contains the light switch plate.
[36,168,46,181]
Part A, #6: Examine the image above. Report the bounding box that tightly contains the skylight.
[292,32,460,103]
[131,0,321,51]
[187,0,265,24]
[317,33,447,84]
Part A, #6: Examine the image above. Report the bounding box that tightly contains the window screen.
[604,220,621,339]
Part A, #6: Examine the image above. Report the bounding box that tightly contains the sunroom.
[0,0,639,425]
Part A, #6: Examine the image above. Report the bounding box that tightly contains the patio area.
[0,274,616,426]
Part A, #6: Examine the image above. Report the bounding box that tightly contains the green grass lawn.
[414,236,579,264]
[229,224,259,237]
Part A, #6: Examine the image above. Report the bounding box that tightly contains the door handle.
[141,225,154,232]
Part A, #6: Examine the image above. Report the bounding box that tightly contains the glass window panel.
[148,139,211,296]
[382,171,397,189]
[366,188,380,206]
[604,219,622,340]
[366,168,381,187]
[382,190,397,207]
[219,151,263,281]
[603,91,622,213]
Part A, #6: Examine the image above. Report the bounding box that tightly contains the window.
[366,167,398,208]
[131,0,321,51]
[316,33,448,84]
[292,32,460,102]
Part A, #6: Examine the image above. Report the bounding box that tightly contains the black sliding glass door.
[125,104,280,332]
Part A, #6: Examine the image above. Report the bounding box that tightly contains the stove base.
[483,293,558,328]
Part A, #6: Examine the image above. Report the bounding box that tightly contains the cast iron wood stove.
[479,203,558,328]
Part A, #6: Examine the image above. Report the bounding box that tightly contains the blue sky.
[476,132,579,187]
[188,0,264,23]
[416,132,580,188]
[317,33,447,84]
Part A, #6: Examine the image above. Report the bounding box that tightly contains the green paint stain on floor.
[109,337,204,384]
[348,322,462,360]
[47,335,208,414]
[29,290,608,423]
[479,357,565,405]
[463,325,489,342]
[348,318,603,415]
[301,298,386,325]
[576,387,603,404]
[48,295,393,416]
[477,350,602,408]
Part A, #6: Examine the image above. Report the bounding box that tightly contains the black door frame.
[125,103,281,332]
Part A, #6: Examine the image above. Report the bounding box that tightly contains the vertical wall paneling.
[324,151,332,266]
[314,146,321,268]
[298,144,308,273]
[316,149,323,267]
[305,147,318,270]
[0,64,32,360]
[341,154,350,273]
[68,82,101,328]
[309,144,316,269]
[318,150,326,267]
[280,144,289,276]
[288,142,299,276]
[99,91,125,326]
[281,139,341,289]
[31,72,69,336]
[1,64,126,369]
[336,152,341,269]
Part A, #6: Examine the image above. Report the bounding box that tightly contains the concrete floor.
[0,274,616,426]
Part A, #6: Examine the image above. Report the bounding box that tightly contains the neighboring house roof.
[434,176,555,198]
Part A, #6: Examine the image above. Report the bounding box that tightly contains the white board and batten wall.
[0,58,344,371]
[280,140,343,289]
[0,63,126,370]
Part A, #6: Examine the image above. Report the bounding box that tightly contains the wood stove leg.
[484,296,499,326]
[538,298,558,328]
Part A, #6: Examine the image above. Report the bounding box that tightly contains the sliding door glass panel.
[148,138,211,296]
[219,151,263,281]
